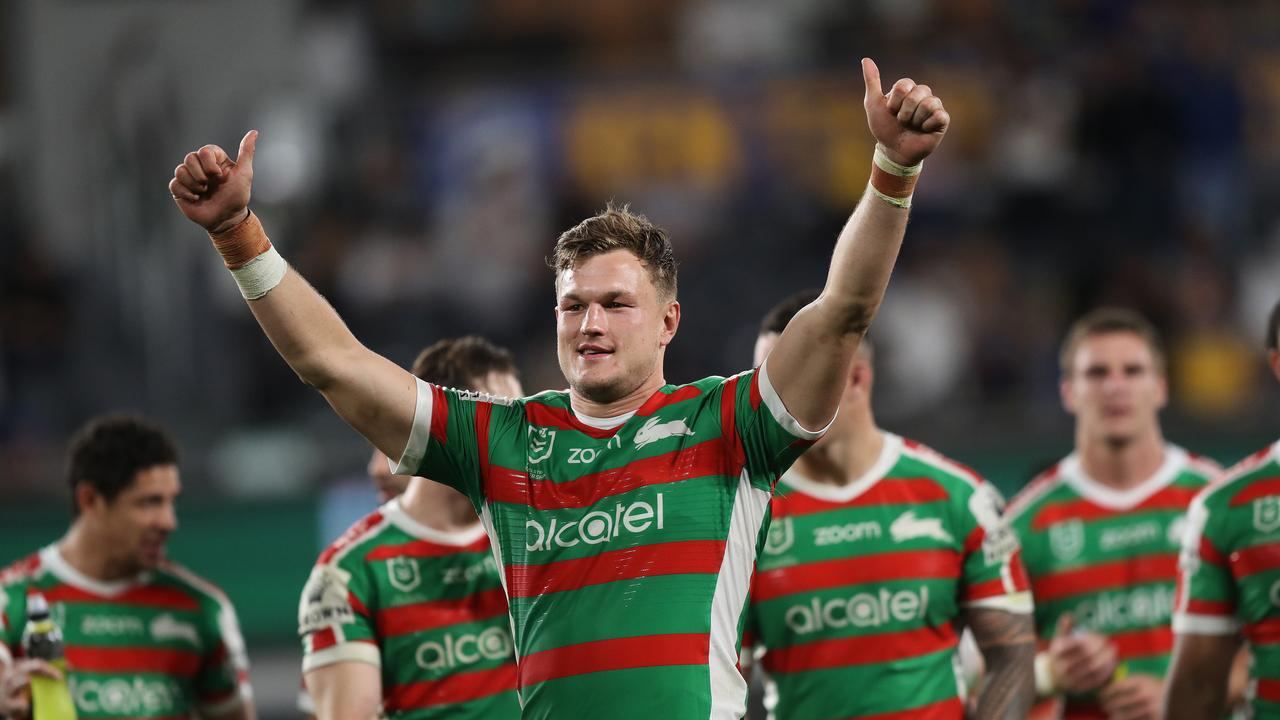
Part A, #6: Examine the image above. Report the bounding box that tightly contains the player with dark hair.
[1006,309,1221,720]
[1164,299,1280,719]
[744,290,1035,719]
[300,337,522,719]
[169,58,948,718]
[0,415,253,719]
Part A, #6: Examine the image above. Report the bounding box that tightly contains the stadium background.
[1,0,1278,716]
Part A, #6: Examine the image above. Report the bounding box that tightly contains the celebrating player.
[1164,299,1280,719]
[1005,309,1220,720]
[743,290,1035,719]
[300,337,522,719]
[0,416,253,719]
[169,58,947,719]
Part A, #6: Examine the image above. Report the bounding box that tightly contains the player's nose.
[581,303,607,335]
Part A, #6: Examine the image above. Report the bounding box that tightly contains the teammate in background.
[1165,300,1280,719]
[1006,309,1221,720]
[743,290,1035,719]
[0,415,253,719]
[169,58,948,719]
[300,336,522,719]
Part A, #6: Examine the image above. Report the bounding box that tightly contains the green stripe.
[392,690,520,720]
[768,647,958,719]
[520,665,712,720]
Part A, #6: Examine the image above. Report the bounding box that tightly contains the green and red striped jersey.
[1007,445,1218,719]
[0,545,251,719]
[391,367,825,719]
[298,497,520,718]
[1174,440,1280,717]
[745,432,1033,720]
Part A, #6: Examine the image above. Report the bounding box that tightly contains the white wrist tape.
[229,247,287,300]
[1034,651,1057,696]
[873,144,923,177]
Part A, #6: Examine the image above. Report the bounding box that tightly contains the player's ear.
[1269,349,1280,382]
[74,481,103,517]
[1059,375,1077,415]
[659,301,680,347]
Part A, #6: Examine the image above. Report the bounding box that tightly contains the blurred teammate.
[300,336,522,719]
[1165,299,1280,718]
[744,290,1035,719]
[169,58,948,718]
[1006,309,1219,719]
[0,415,253,719]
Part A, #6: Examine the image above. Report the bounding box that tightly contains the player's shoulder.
[1197,441,1280,509]
[315,507,395,569]
[0,551,44,589]
[1174,445,1224,484]
[896,436,987,496]
[1005,460,1069,523]
[154,561,236,616]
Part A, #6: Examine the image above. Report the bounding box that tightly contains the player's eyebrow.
[559,290,631,304]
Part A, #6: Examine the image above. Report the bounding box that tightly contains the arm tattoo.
[968,607,1036,720]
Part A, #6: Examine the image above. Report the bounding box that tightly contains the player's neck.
[58,523,143,583]
[400,477,481,534]
[794,410,883,487]
[570,370,667,421]
[1076,426,1166,490]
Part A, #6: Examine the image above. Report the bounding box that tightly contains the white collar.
[1059,444,1188,510]
[39,545,149,598]
[779,432,902,503]
[573,409,635,430]
[382,498,488,546]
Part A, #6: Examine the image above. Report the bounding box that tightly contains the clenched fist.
[862,59,949,167]
[169,130,258,234]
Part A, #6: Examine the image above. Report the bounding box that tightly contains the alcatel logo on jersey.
[634,417,694,449]
[1070,585,1175,632]
[525,494,666,552]
[71,677,182,715]
[415,628,512,670]
[890,511,953,544]
[785,586,929,635]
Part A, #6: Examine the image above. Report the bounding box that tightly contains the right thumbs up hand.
[1047,613,1119,694]
[169,130,258,234]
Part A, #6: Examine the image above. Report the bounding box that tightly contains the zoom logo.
[415,628,513,670]
[525,494,666,552]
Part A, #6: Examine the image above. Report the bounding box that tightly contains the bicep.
[305,662,383,720]
[964,606,1037,653]
[763,300,862,432]
[319,348,420,465]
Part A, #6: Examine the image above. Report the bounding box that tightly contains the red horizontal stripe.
[364,537,490,561]
[525,403,617,439]
[754,550,960,603]
[506,540,725,599]
[1232,541,1280,580]
[40,584,199,612]
[319,511,386,564]
[1246,618,1280,646]
[1110,626,1173,659]
[385,663,517,710]
[1031,555,1176,603]
[1228,478,1280,507]
[308,626,338,652]
[486,439,730,510]
[1258,678,1280,704]
[1200,536,1227,567]
[964,577,1009,602]
[66,646,201,677]
[636,385,702,417]
[1010,548,1032,592]
[774,478,951,518]
[518,632,707,688]
[377,589,509,636]
[763,624,956,674]
[1184,598,1235,616]
[1031,486,1199,530]
[849,697,964,720]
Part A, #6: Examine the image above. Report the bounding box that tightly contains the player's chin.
[571,373,629,404]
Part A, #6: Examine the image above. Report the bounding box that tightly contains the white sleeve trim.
[963,591,1035,615]
[393,377,435,476]
[0,641,11,667]
[757,361,835,440]
[1172,612,1241,636]
[302,641,382,673]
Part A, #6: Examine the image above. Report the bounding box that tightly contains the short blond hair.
[1059,307,1165,376]
[548,202,678,300]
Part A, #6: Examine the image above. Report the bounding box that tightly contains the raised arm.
[169,132,417,461]
[765,59,949,430]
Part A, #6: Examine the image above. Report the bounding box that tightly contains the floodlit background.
[2,0,1279,716]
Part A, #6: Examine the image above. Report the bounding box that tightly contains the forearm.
[1164,676,1227,720]
[817,181,910,334]
[973,641,1036,720]
[1163,634,1239,720]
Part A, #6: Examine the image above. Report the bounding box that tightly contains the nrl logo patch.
[387,557,422,592]
[1049,519,1085,561]
[528,427,556,464]
[1254,496,1280,534]
[763,517,795,556]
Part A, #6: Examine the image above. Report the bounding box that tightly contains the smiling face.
[556,249,679,405]
[81,464,181,573]
[1061,332,1167,448]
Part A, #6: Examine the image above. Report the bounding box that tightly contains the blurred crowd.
[2,0,1280,498]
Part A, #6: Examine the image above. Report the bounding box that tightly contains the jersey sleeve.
[1172,489,1241,636]
[298,554,381,674]
[392,377,511,507]
[958,481,1034,614]
[194,593,253,716]
[723,365,831,489]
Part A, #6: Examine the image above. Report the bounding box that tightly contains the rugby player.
[1006,309,1220,720]
[0,415,253,719]
[168,58,948,718]
[300,336,522,719]
[1165,299,1280,719]
[744,290,1035,719]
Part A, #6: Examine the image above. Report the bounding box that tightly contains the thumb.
[862,58,883,104]
[1055,613,1074,638]
[236,130,258,172]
